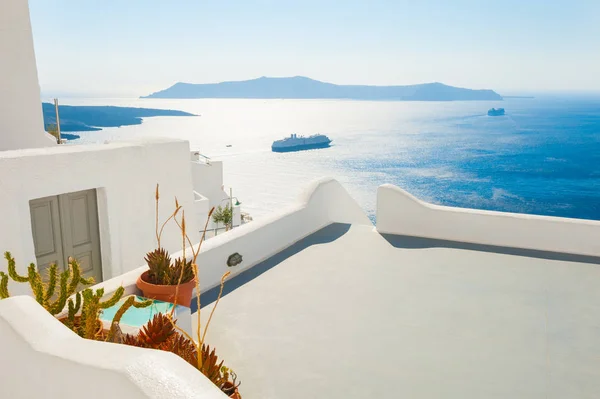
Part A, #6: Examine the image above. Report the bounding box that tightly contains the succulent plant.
[169,257,194,284]
[145,247,172,285]
[67,286,125,339]
[0,271,9,299]
[147,185,240,396]
[119,313,238,395]
[199,344,226,388]
[0,251,138,342]
[144,247,194,286]
[1,252,95,315]
[105,295,153,342]
[137,312,176,346]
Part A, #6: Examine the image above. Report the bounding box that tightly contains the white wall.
[193,191,211,232]
[0,138,200,294]
[190,157,228,211]
[376,184,600,257]
[0,0,56,150]
[0,177,369,399]
[0,296,227,399]
[232,204,241,227]
[93,177,372,295]
[190,155,247,232]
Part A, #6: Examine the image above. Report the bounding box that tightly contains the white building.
[1,1,599,398]
[0,0,232,292]
[190,152,242,233]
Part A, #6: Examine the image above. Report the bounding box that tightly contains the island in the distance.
[42,103,196,139]
[143,76,503,101]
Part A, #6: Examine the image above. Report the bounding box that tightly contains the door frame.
[29,188,104,282]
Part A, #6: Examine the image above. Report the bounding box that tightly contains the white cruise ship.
[271,134,332,152]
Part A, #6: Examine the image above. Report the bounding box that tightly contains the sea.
[59,96,600,223]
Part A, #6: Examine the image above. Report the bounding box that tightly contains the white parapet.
[0,0,56,150]
[0,296,227,399]
[193,177,373,292]
[92,177,372,295]
[376,183,600,257]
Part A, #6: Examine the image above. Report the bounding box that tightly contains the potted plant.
[1,184,244,397]
[136,185,202,307]
[131,184,243,397]
[136,247,196,306]
[212,203,233,234]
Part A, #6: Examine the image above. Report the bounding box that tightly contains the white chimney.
[0,0,56,151]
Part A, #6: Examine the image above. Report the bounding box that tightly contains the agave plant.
[144,248,194,286]
[136,184,241,396]
[120,313,239,394]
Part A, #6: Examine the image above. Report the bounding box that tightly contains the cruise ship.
[271,133,332,152]
[487,107,505,116]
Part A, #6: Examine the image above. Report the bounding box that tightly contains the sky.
[29,0,600,97]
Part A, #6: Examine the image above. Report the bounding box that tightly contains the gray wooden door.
[29,189,103,282]
[29,195,64,273]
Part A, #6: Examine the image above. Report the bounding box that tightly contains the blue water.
[63,96,600,222]
[342,98,600,220]
[100,295,175,327]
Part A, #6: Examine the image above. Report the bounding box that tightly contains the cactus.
[74,286,125,339]
[65,292,82,330]
[0,272,9,299]
[44,263,58,301]
[79,289,99,338]
[2,252,95,316]
[105,295,152,342]
[6,253,29,283]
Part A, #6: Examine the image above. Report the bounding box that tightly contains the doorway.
[29,189,103,282]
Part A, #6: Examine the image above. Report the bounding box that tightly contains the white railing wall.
[376,184,600,257]
[93,177,371,296]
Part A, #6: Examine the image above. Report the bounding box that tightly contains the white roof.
[201,223,600,399]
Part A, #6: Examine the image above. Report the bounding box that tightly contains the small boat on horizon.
[271,134,332,153]
[488,108,505,116]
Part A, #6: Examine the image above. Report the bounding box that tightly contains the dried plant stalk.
[155,185,231,372]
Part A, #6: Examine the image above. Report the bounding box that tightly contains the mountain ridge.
[143,76,503,101]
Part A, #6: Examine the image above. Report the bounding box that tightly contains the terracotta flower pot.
[222,382,241,399]
[136,270,196,307]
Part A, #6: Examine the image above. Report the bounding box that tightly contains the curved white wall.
[0,0,55,150]
[0,296,227,399]
[194,177,371,292]
[94,177,372,295]
[376,184,600,257]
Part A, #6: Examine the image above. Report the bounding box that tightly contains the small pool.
[100,295,191,335]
